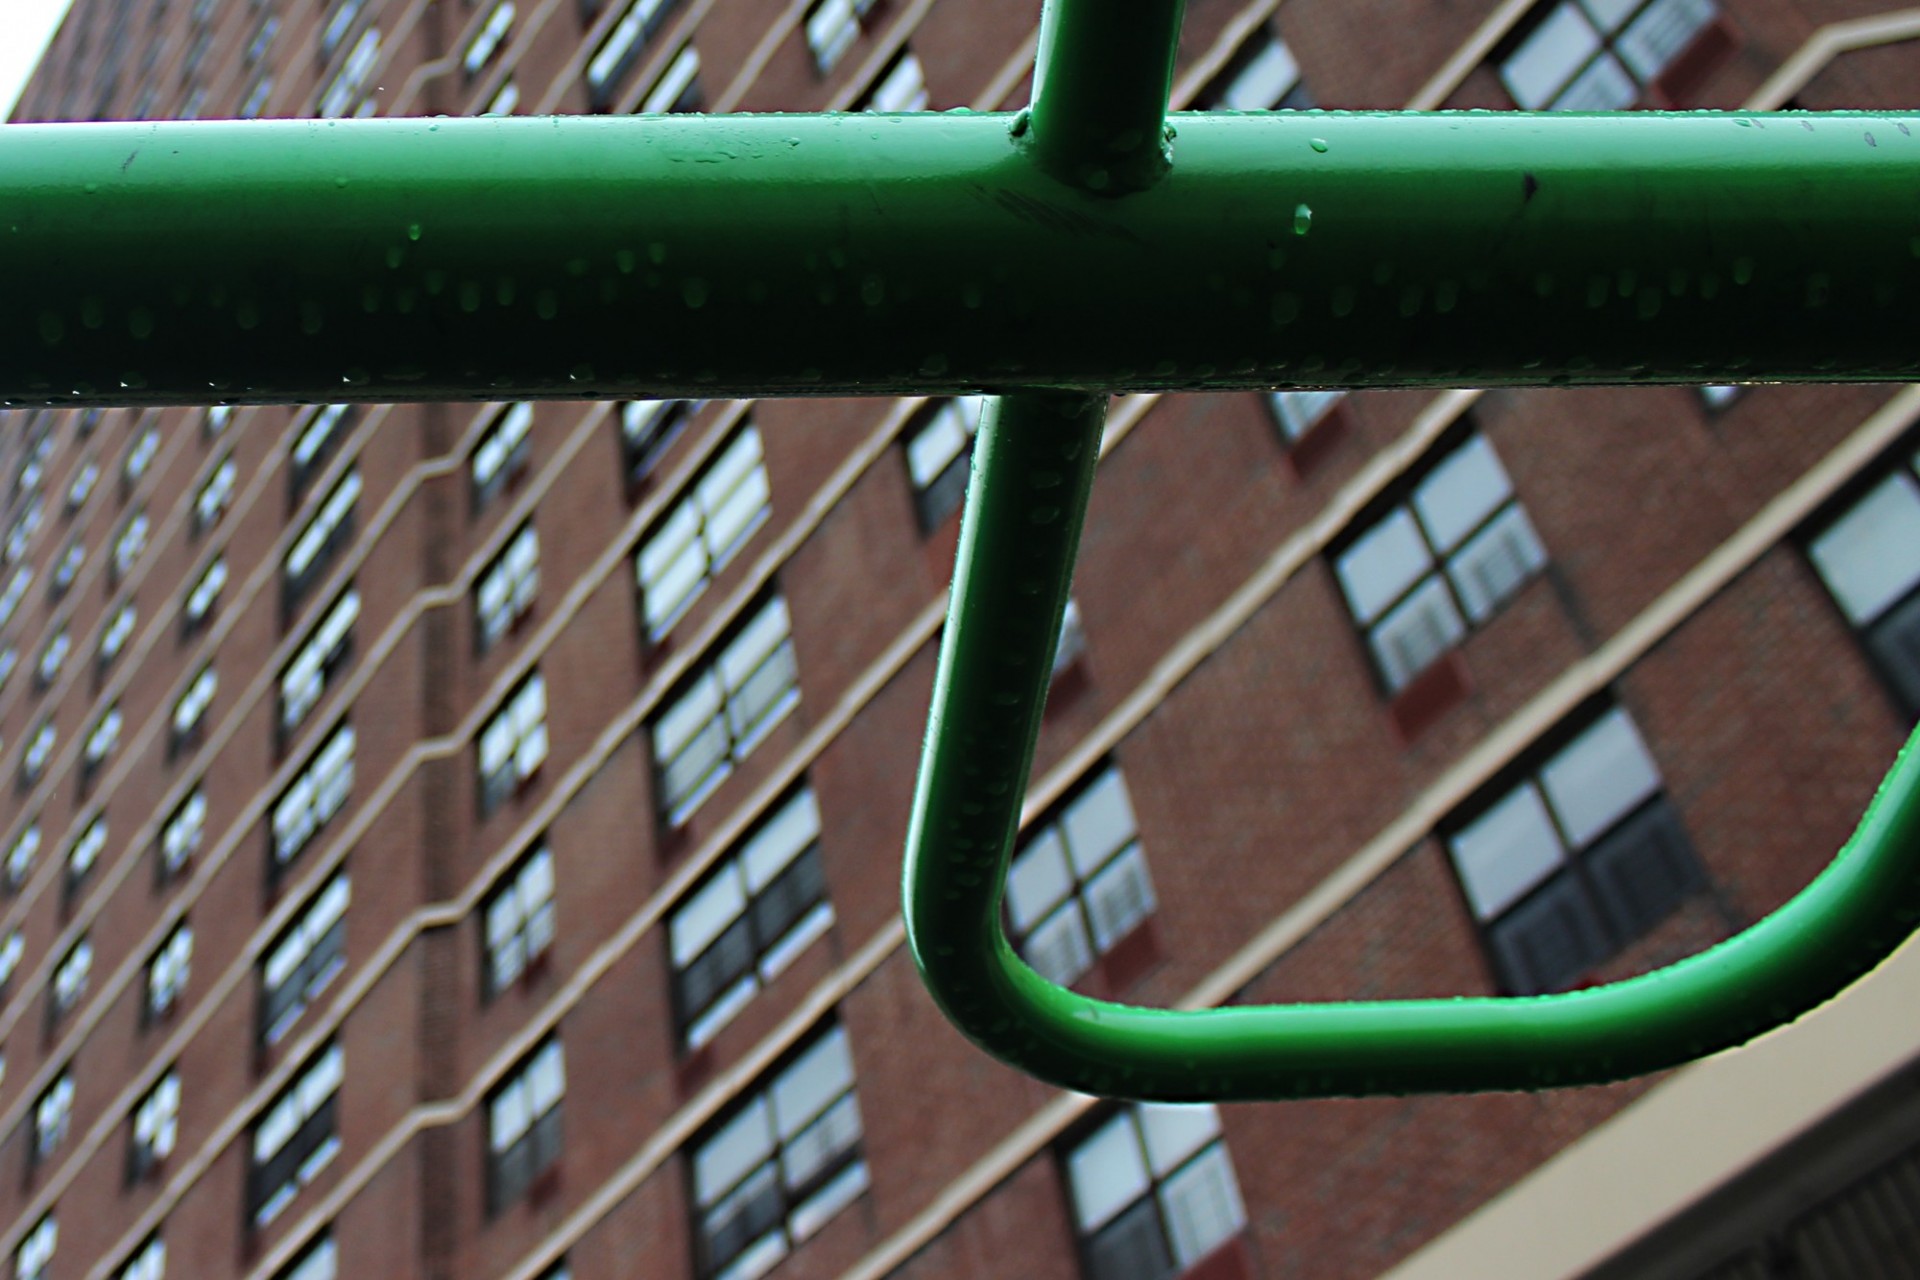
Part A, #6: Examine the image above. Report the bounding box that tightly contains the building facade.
[4,1,1920,1279]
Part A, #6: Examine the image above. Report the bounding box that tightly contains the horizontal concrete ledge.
[3,111,1920,406]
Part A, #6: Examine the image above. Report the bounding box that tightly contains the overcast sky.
[0,0,76,120]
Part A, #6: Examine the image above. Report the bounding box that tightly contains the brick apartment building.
[3,1,1920,1279]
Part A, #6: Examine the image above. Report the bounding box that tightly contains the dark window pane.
[1585,799,1703,939]
[749,847,825,948]
[1488,871,1612,995]
[1866,588,1920,721]
[1086,1195,1178,1280]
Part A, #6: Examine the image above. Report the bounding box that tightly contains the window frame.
[620,399,693,487]
[471,402,533,509]
[284,468,360,625]
[260,873,350,1047]
[1802,444,1920,722]
[486,1037,566,1214]
[280,587,359,743]
[902,396,983,533]
[668,785,833,1049]
[270,721,355,876]
[1061,1102,1248,1280]
[1440,701,1706,995]
[1328,428,1549,696]
[478,671,549,816]
[248,1043,344,1227]
[128,1068,181,1182]
[475,525,538,653]
[687,1021,868,1279]
[31,1072,73,1166]
[1496,0,1725,111]
[634,423,771,641]
[147,920,194,1023]
[650,594,802,825]
[483,842,556,997]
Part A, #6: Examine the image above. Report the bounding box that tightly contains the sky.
[0,0,77,121]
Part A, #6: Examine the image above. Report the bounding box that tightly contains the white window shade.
[1810,472,1920,625]
[1449,782,1565,920]
[1540,706,1663,846]
[1068,1113,1152,1231]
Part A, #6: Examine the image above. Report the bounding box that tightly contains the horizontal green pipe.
[904,383,1920,1101]
[3,110,1919,406]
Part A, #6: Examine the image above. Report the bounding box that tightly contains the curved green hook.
[901,390,1920,1101]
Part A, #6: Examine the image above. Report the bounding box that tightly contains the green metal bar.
[904,393,1920,1101]
[1025,0,1185,193]
[5,112,1920,406]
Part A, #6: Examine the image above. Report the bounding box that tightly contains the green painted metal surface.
[4,112,1920,405]
[7,0,1920,1103]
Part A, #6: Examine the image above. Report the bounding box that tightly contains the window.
[1499,0,1721,110]
[1064,1104,1247,1280]
[84,702,123,774]
[904,397,983,531]
[290,405,350,496]
[116,1235,165,1280]
[859,47,925,112]
[0,930,21,997]
[285,470,359,622]
[160,787,205,880]
[48,539,79,595]
[147,922,193,1021]
[66,459,98,511]
[476,526,537,651]
[20,721,53,787]
[1806,450,1920,719]
[0,646,15,692]
[0,566,28,626]
[652,595,801,823]
[478,673,548,815]
[6,824,40,891]
[246,12,279,63]
[99,601,137,671]
[1200,23,1311,109]
[6,498,42,565]
[52,936,92,1020]
[249,1043,343,1226]
[35,627,68,689]
[690,1023,867,1279]
[1332,433,1548,694]
[484,843,555,995]
[804,0,874,73]
[319,27,381,117]
[194,452,236,531]
[184,553,227,631]
[641,42,702,112]
[473,403,533,508]
[206,404,232,435]
[15,1215,53,1280]
[262,876,348,1046]
[129,1070,180,1180]
[484,78,521,114]
[463,1,513,75]
[113,508,150,582]
[670,786,831,1049]
[281,588,358,738]
[320,0,364,57]
[271,723,354,873]
[272,1233,335,1280]
[1699,384,1744,410]
[240,72,275,117]
[1268,389,1345,444]
[66,814,106,894]
[586,0,678,109]
[636,427,771,639]
[1444,705,1704,994]
[620,399,692,484]
[123,425,160,489]
[1052,597,1087,677]
[172,665,217,756]
[487,1038,564,1213]
[32,1073,72,1163]
[1006,765,1155,987]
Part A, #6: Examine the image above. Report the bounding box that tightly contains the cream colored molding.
[1380,934,1920,1280]
[1750,8,1920,108]
[1405,0,1536,110]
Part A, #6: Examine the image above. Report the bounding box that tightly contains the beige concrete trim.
[711,0,814,114]
[1167,0,1282,106]
[1405,0,1535,110]
[1749,8,1920,108]
[1379,940,1920,1280]
[974,30,1039,110]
